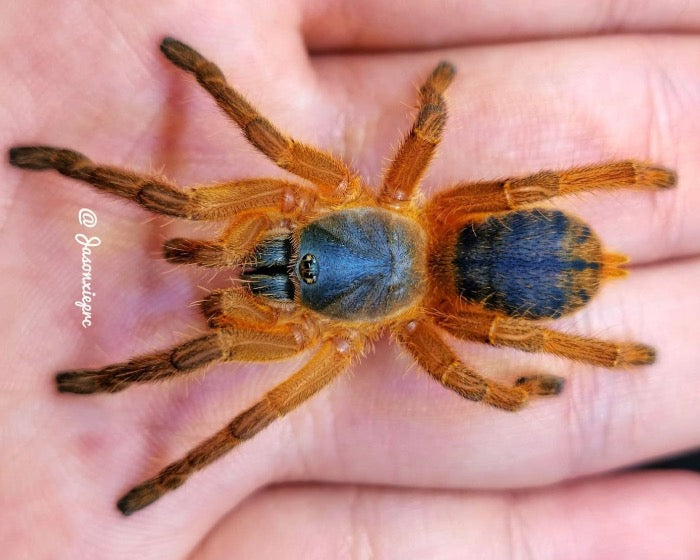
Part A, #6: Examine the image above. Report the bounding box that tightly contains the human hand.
[2,1,700,558]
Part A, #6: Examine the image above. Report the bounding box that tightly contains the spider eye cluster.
[299,254,319,284]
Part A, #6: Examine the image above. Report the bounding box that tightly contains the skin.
[2,1,700,558]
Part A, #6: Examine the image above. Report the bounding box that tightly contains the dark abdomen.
[453,209,603,319]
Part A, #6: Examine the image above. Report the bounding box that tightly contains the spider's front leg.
[396,319,563,411]
[117,332,364,515]
[159,37,362,204]
[436,307,655,368]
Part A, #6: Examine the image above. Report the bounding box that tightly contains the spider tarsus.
[163,237,202,264]
[431,61,456,88]
[117,482,162,516]
[160,37,200,74]
[515,374,565,396]
[200,292,224,325]
[637,164,677,190]
[618,344,656,367]
[56,370,107,394]
[9,146,81,171]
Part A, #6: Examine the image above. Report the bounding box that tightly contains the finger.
[313,35,700,264]
[190,472,700,559]
[302,0,700,50]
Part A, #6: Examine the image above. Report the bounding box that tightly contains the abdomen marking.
[453,209,603,319]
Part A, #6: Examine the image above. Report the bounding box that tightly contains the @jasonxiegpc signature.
[75,208,99,328]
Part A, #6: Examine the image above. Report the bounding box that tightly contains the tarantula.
[9,37,676,515]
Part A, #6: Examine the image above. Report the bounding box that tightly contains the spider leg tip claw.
[9,146,82,171]
[56,370,102,394]
[159,37,199,73]
[515,374,565,396]
[9,146,52,170]
[619,344,656,367]
[117,483,165,516]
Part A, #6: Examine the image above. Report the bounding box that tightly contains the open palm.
[3,2,700,558]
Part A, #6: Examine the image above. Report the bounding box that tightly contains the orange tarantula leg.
[427,160,677,216]
[396,319,563,411]
[380,61,455,205]
[55,325,313,394]
[8,146,315,220]
[159,37,361,204]
[117,335,362,515]
[199,287,312,330]
[163,210,284,267]
[200,287,283,328]
[436,310,655,368]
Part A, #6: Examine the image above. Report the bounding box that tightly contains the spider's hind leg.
[396,319,563,411]
[436,306,655,368]
[427,160,676,217]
